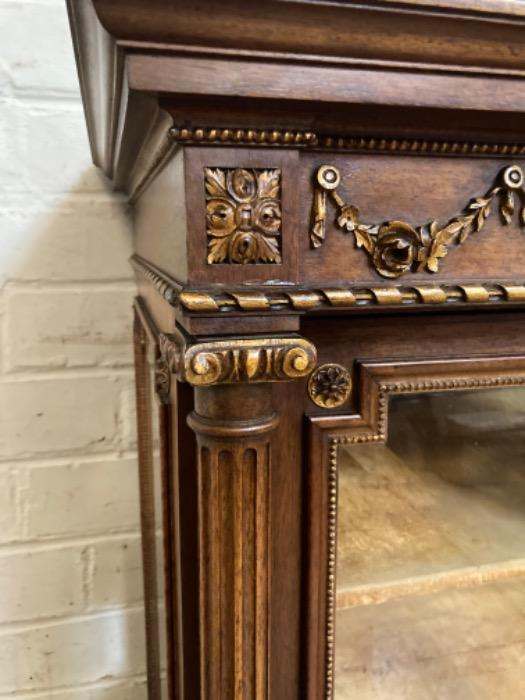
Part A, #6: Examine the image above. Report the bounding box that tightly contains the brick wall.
[0,1,146,697]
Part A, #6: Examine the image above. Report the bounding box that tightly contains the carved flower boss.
[308,363,352,409]
[341,211,421,279]
[205,167,282,264]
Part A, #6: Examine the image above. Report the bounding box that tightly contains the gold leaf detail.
[501,190,514,224]
[458,227,470,244]
[310,164,525,278]
[337,205,360,231]
[258,169,280,199]
[426,256,440,273]
[308,364,352,409]
[354,227,375,254]
[172,336,318,386]
[205,168,227,198]
[256,233,282,263]
[207,236,230,264]
[205,167,282,264]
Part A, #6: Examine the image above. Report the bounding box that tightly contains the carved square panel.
[205,167,282,264]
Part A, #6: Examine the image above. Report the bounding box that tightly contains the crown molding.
[68,0,525,196]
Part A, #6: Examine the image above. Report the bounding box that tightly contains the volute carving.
[159,331,317,386]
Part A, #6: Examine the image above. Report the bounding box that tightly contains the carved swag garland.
[311,164,525,278]
[205,167,282,264]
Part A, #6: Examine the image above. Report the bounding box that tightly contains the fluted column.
[157,328,317,698]
[187,385,277,700]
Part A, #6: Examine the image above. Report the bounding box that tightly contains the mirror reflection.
[335,387,525,699]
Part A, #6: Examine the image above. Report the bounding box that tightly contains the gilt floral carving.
[308,363,352,409]
[311,164,525,278]
[205,167,282,264]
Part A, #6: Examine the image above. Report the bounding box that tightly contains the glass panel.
[335,387,525,699]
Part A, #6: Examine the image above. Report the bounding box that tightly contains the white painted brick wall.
[0,0,146,697]
[5,287,135,370]
[26,458,140,539]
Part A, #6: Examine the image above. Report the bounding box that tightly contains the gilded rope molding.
[180,282,525,309]
[170,127,525,157]
[131,257,525,312]
[312,164,525,278]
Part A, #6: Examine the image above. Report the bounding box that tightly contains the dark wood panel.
[304,342,525,699]
[302,310,525,419]
[299,153,525,285]
[185,147,299,285]
[93,0,525,72]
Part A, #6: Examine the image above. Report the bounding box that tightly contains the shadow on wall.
[0,164,149,696]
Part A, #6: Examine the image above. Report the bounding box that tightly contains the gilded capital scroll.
[159,329,317,387]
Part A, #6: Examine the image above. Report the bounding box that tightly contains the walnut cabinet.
[69,2,525,697]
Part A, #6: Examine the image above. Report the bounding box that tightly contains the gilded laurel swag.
[311,164,525,278]
[205,167,282,264]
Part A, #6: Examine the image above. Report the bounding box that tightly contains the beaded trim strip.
[170,127,525,157]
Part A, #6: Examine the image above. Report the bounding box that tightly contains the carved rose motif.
[372,221,420,279]
[311,164,525,278]
[205,167,282,264]
[308,363,352,409]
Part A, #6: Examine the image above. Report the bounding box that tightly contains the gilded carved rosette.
[308,363,353,409]
[205,167,282,264]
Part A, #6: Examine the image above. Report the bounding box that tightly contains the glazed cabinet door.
[304,313,525,700]
[334,386,525,698]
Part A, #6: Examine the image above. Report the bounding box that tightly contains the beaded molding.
[171,127,525,157]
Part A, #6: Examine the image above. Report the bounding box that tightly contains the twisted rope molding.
[132,255,525,313]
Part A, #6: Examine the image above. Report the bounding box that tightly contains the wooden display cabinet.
[68,2,525,697]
